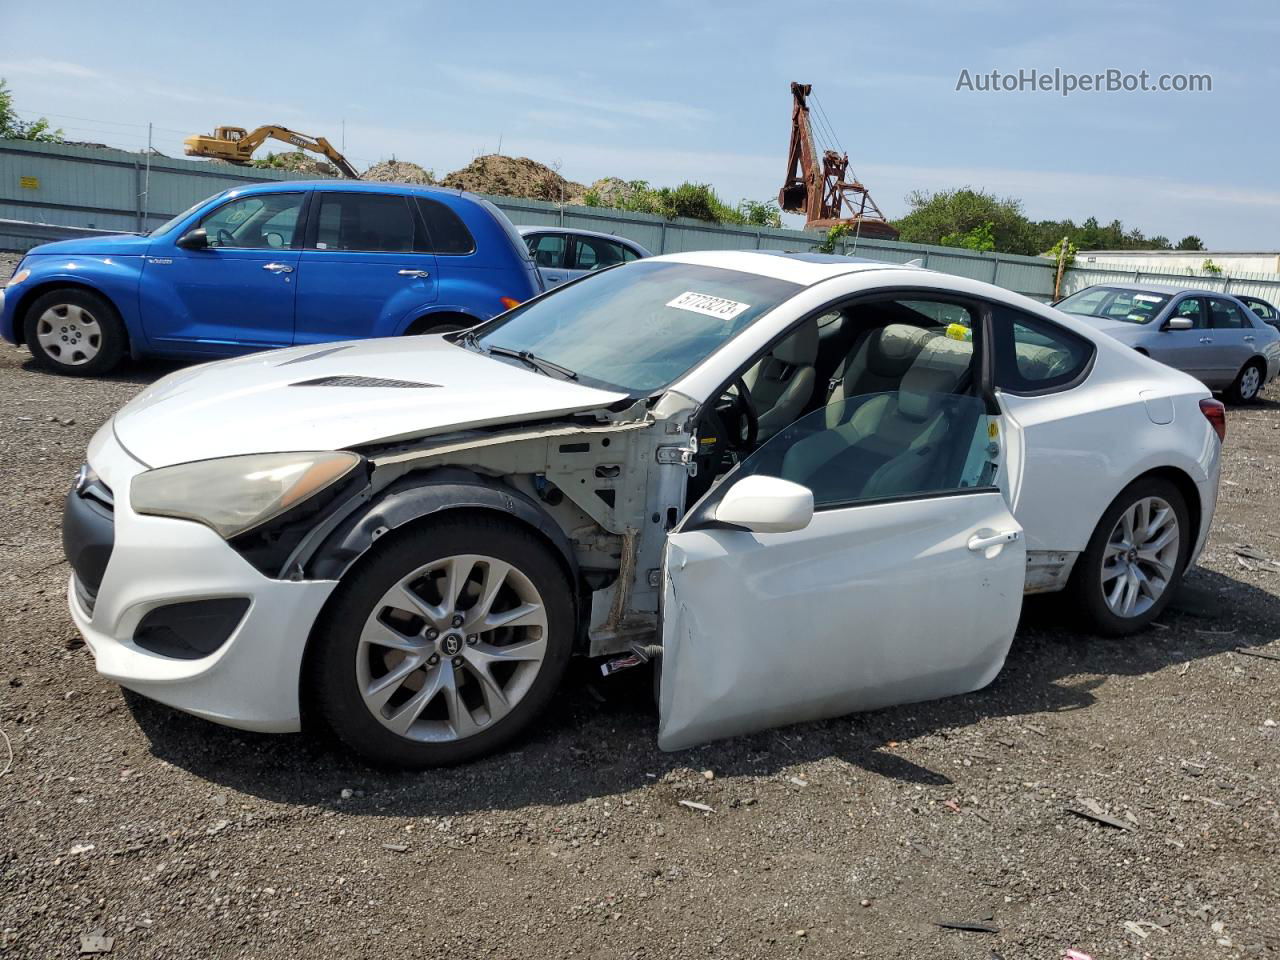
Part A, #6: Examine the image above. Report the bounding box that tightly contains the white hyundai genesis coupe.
[63,251,1223,766]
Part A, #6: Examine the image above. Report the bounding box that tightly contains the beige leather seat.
[782,334,974,503]
[743,320,818,441]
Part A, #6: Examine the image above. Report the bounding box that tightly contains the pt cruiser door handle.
[1199,337,1213,344]
[398,269,431,279]
[968,530,1022,552]
[262,262,293,274]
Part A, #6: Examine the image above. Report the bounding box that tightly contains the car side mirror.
[714,475,814,534]
[176,227,209,250]
[1166,316,1194,331]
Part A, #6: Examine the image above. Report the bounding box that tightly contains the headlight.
[6,268,30,287]
[130,451,363,539]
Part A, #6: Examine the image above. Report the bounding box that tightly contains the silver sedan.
[1057,283,1280,403]
[518,226,651,290]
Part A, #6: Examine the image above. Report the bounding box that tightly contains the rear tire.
[307,515,574,767]
[1226,359,1265,405]
[24,288,126,376]
[1070,476,1190,636]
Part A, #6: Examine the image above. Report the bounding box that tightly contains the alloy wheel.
[1100,496,1180,618]
[355,554,548,742]
[36,304,102,366]
[1239,365,1261,400]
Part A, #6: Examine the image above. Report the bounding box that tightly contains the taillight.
[499,297,521,310]
[1199,398,1226,442]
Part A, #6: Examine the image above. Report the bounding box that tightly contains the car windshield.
[148,196,221,237]
[473,260,802,393]
[1056,286,1171,324]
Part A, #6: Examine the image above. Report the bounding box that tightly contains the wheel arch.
[1120,464,1202,555]
[305,468,578,584]
[15,279,129,350]
[402,310,481,335]
[297,469,580,728]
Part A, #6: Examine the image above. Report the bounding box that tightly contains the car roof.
[648,249,925,286]
[233,179,477,201]
[517,225,643,244]
[1078,281,1238,298]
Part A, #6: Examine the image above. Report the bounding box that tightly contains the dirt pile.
[363,159,436,184]
[441,154,584,202]
[251,150,337,177]
[583,177,641,206]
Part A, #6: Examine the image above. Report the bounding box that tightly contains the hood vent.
[291,375,441,389]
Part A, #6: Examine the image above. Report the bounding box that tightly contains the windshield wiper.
[485,344,578,381]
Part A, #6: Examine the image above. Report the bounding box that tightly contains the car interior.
[685,297,1077,512]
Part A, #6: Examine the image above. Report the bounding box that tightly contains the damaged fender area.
[304,402,697,657]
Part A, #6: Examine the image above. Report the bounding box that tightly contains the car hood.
[112,336,629,467]
[27,233,152,257]
[1064,314,1148,339]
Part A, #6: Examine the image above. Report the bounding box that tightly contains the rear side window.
[992,306,1094,394]
[312,193,417,252]
[572,236,628,271]
[415,197,476,255]
[1208,297,1249,329]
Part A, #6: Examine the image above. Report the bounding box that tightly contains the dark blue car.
[0,180,542,376]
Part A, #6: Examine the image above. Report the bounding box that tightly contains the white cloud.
[0,58,101,79]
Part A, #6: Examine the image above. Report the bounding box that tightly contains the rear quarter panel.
[417,198,541,331]
[999,345,1218,555]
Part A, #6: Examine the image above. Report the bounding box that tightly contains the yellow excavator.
[183,125,360,179]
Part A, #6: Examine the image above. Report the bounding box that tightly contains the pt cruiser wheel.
[24,288,127,376]
[1072,477,1190,636]
[309,516,573,767]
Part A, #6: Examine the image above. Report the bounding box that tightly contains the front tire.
[1226,359,1265,405]
[24,287,126,376]
[1070,477,1190,636]
[308,515,574,767]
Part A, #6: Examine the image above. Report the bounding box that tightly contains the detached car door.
[293,191,438,345]
[141,191,305,352]
[657,392,1026,751]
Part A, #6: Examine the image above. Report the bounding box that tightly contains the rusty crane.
[778,82,898,240]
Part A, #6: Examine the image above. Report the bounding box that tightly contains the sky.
[2,0,1278,248]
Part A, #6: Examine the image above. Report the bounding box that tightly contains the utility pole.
[141,122,153,228]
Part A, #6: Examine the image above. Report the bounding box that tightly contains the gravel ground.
[1,250,1278,959]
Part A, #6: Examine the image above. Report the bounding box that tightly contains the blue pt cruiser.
[1,180,543,375]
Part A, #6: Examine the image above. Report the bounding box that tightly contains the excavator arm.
[184,125,360,179]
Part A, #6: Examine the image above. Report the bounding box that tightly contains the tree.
[894,188,1038,254]
[0,79,62,142]
[940,220,996,252]
[1176,235,1206,251]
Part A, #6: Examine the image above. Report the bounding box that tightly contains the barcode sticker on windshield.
[666,291,750,320]
[1133,294,1164,302]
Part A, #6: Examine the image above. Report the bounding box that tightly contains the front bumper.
[66,425,338,732]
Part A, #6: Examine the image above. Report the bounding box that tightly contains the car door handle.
[262,262,293,274]
[398,269,430,279]
[1244,335,1256,342]
[968,530,1021,552]
[1198,337,1213,344]
[546,275,562,282]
